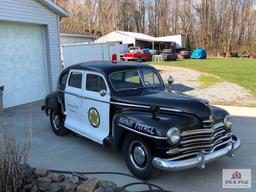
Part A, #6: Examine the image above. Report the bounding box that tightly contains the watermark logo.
[223,169,251,188]
[231,171,242,179]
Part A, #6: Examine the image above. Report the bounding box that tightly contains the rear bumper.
[152,135,240,171]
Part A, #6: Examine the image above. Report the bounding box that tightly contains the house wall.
[60,35,96,44]
[0,0,62,90]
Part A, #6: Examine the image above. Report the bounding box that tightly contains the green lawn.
[147,58,256,96]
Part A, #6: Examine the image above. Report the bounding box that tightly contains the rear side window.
[86,74,106,92]
[68,72,82,89]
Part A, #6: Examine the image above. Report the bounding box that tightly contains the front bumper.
[153,135,240,171]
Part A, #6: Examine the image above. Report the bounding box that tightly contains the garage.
[0,0,69,109]
[0,22,48,108]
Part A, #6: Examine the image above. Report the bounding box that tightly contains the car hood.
[112,90,211,120]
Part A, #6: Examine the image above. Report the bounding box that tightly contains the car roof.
[65,61,155,75]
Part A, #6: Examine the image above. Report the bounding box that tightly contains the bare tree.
[56,0,256,52]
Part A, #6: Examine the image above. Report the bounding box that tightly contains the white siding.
[62,43,128,67]
[60,36,95,44]
[0,0,62,91]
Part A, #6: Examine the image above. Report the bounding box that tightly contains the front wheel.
[123,134,158,179]
[50,110,68,136]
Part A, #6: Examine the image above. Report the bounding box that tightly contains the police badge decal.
[88,107,100,127]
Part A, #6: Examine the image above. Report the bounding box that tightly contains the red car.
[120,47,152,62]
[179,50,192,59]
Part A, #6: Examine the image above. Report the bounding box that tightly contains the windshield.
[110,69,164,91]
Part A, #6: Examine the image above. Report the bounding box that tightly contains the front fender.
[211,106,228,123]
[111,111,201,150]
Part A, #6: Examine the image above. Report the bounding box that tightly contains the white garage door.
[0,22,49,108]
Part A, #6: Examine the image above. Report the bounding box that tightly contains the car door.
[64,70,83,132]
[81,71,110,144]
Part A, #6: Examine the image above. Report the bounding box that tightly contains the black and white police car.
[42,61,240,179]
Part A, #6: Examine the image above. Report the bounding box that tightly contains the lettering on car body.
[119,116,155,135]
[67,103,78,113]
[67,103,78,109]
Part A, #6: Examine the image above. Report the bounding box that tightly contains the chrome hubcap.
[129,141,148,170]
[133,146,146,165]
[52,112,60,130]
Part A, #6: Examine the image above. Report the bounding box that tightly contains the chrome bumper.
[153,135,241,171]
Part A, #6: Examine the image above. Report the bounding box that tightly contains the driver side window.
[86,74,107,92]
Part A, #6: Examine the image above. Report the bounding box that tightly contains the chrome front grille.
[167,122,232,160]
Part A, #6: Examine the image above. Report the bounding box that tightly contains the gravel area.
[154,65,256,107]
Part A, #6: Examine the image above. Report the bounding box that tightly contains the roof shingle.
[60,25,100,37]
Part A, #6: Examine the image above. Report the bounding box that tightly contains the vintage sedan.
[42,61,240,179]
[161,49,177,61]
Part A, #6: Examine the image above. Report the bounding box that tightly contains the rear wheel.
[123,134,158,179]
[50,110,68,136]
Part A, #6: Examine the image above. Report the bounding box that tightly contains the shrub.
[0,121,31,192]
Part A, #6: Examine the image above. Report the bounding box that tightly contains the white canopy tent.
[96,31,155,45]
[96,31,161,49]
[95,31,186,50]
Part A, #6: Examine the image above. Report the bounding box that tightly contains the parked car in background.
[179,50,192,59]
[191,48,207,59]
[161,49,177,61]
[128,46,141,53]
[149,49,159,55]
[120,47,152,62]
[226,51,238,58]
[42,61,240,179]
[240,52,250,58]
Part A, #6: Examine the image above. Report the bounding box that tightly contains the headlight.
[224,115,232,129]
[166,127,181,145]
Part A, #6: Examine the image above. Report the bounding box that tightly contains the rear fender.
[42,92,63,116]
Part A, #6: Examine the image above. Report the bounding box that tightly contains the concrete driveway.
[0,102,255,192]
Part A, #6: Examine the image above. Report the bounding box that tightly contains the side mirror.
[168,75,174,86]
[100,89,107,97]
